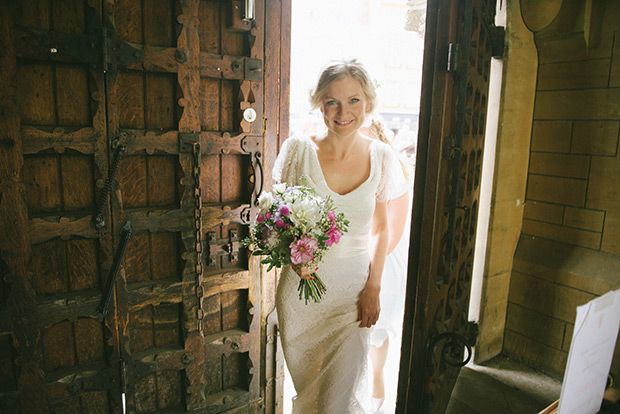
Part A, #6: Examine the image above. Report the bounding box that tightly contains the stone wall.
[502,0,620,379]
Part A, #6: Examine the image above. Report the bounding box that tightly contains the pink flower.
[265,211,272,219]
[328,210,336,222]
[284,223,292,230]
[257,214,265,223]
[275,218,285,228]
[279,205,290,216]
[325,228,343,247]
[289,236,319,265]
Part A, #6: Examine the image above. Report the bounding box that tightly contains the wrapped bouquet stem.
[242,179,349,304]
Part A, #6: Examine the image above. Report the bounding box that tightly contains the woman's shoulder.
[370,138,395,160]
[282,134,314,150]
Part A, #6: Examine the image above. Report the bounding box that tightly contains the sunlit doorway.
[285,1,426,412]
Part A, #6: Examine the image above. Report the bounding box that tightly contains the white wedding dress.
[273,135,398,414]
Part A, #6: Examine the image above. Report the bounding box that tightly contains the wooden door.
[397,0,502,413]
[0,0,288,412]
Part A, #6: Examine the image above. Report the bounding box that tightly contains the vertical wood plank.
[134,374,157,412]
[155,371,183,410]
[31,239,68,295]
[23,156,62,213]
[222,352,247,390]
[115,0,143,43]
[16,64,55,125]
[80,391,110,414]
[42,322,75,371]
[116,72,145,129]
[129,307,154,353]
[150,233,179,280]
[56,66,90,126]
[119,156,148,207]
[221,290,247,331]
[199,0,220,53]
[143,0,174,47]
[221,154,244,202]
[220,5,243,56]
[51,0,85,33]
[203,294,221,336]
[153,303,181,347]
[61,155,95,211]
[147,156,176,207]
[220,80,235,131]
[199,78,220,130]
[15,0,50,30]
[204,355,222,396]
[74,318,104,365]
[145,74,175,129]
[125,233,151,282]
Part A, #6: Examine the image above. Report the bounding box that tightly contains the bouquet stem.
[297,273,327,304]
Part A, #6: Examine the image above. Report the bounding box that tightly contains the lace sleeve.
[273,136,300,185]
[388,154,410,201]
[376,143,406,203]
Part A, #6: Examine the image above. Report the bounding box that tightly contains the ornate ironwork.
[93,144,126,230]
[191,141,205,335]
[97,221,132,321]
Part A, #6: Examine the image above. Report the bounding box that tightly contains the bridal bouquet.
[242,179,349,304]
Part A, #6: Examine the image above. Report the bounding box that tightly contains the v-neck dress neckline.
[306,137,377,198]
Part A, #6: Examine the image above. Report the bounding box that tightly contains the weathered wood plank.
[42,321,76,371]
[22,155,62,213]
[66,238,100,291]
[153,304,182,347]
[37,293,100,327]
[221,154,245,203]
[21,126,96,154]
[124,232,151,283]
[124,208,181,233]
[61,155,95,211]
[29,216,98,245]
[147,155,178,206]
[30,238,68,295]
[150,232,180,281]
[56,65,90,126]
[145,73,176,130]
[16,63,55,125]
[119,130,261,155]
[126,281,183,310]
[221,289,248,331]
[116,71,145,129]
[204,329,252,360]
[119,155,148,208]
[203,271,249,297]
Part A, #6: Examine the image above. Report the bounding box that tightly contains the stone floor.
[445,356,562,414]
[283,343,620,413]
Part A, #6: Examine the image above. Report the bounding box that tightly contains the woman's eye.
[326,100,337,106]
[350,98,360,104]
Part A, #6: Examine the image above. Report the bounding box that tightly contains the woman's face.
[320,75,369,139]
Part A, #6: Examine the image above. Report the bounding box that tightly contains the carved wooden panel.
[0,0,283,412]
[398,0,499,412]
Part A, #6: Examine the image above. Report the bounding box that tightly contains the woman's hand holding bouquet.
[242,179,349,304]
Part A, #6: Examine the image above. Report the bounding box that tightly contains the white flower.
[273,183,287,194]
[258,191,273,210]
[289,196,321,228]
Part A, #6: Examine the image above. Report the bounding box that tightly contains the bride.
[274,59,398,413]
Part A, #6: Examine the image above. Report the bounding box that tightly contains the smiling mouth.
[334,120,353,126]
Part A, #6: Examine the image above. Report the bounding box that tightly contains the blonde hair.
[369,118,415,183]
[309,59,377,113]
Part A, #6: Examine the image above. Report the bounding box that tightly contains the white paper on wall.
[558,288,620,414]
